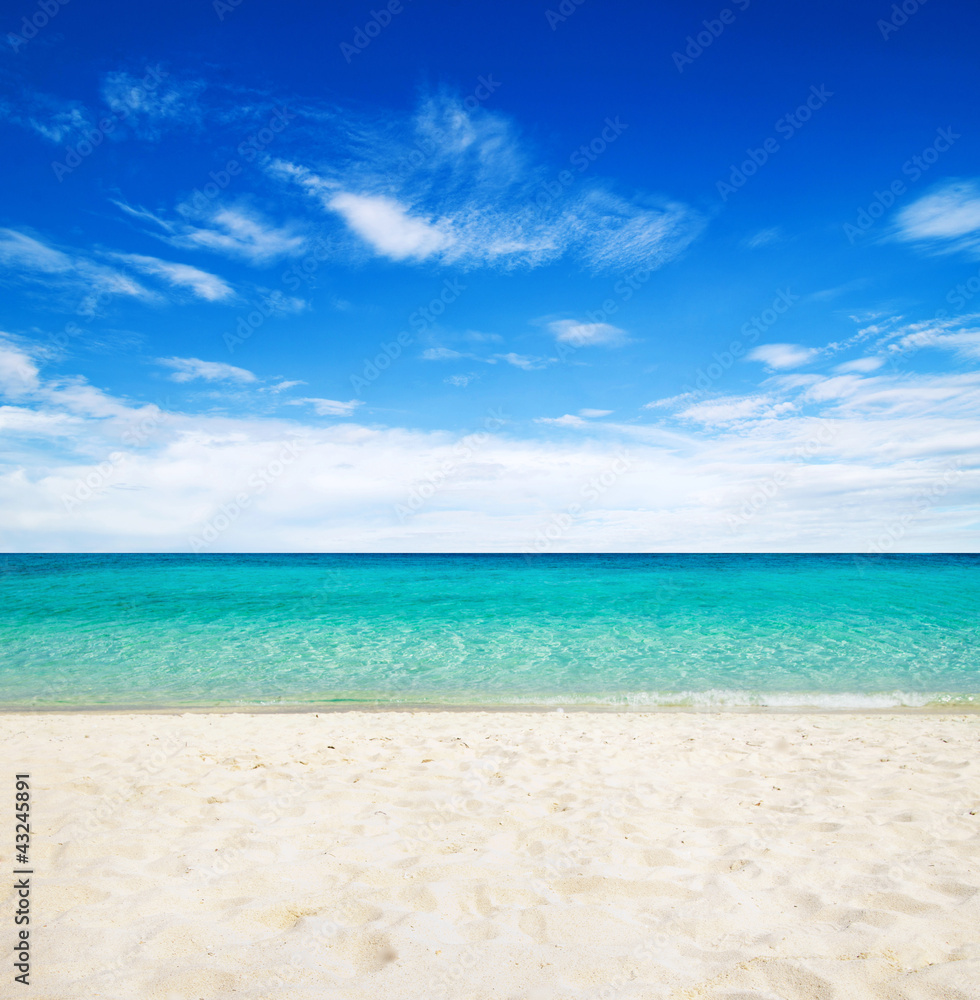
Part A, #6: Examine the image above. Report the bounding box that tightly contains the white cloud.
[289,397,363,417]
[0,228,156,311]
[109,253,233,301]
[676,395,794,427]
[100,71,204,140]
[423,347,500,366]
[272,92,703,273]
[535,414,587,428]
[572,190,699,272]
[254,291,308,316]
[834,356,885,373]
[120,201,306,265]
[0,91,95,144]
[327,193,451,261]
[0,338,978,552]
[647,316,976,416]
[495,352,548,370]
[175,206,305,264]
[0,406,81,436]
[579,408,612,418]
[890,327,980,361]
[444,374,477,387]
[643,391,698,411]
[0,338,41,397]
[747,343,820,370]
[1,227,237,311]
[893,180,980,256]
[264,380,307,393]
[422,347,467,361]
[548,320,628,347]
[157,357,257,383]
[808,279,870,302]
[0,228,74,274]
[423,348,547,369]
[1,75,202,146]
[112,200,172,230]
[742,227,783,249]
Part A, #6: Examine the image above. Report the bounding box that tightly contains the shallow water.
[1,553,978,708]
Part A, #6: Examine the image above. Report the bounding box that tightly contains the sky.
[1,0,979,552]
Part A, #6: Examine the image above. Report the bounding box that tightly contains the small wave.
[469,689,980,711]
[8,689,978,712]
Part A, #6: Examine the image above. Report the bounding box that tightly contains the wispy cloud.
[0,91,95,143]
[548,319,628,347]
[739,319,912,376]
[747,343,820,370]
[0,229,75,274]
[834,356,884,373]
[288,397,363,417]
[807,278,870,302]
[156,357,257,383]
[495,352,549,370]
[108,253,234,301]
[121,202,306,265]
[422,347,478,362]
[176,206,306,263]
[889,325,980,361]
[892,179,980,257]
[263,380,307,393]
[674,394,795,427]
[741,226,783,249]
[2,70,202,147]
[643,391,698,411]
[652,317,980,431]
[421,345,551,370]
[535,408,612,427]
[0,228,155,311]
[535,414,588,428]
[0,337,42,397]
[271,91,703,273]
[0,227,244,313]
[100,70,204,139]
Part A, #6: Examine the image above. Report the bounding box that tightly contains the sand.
[3,710,979,1000]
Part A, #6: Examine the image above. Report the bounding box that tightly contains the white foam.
[496,689,980,711]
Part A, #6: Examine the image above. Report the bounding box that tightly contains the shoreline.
[3,702,980,714]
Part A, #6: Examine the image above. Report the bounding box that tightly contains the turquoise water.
[0,554,978,709]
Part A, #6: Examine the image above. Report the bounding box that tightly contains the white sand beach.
[5,711,980,999]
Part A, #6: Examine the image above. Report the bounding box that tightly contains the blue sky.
[1,0,979,551]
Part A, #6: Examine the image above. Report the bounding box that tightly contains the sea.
[0,553,977,710]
